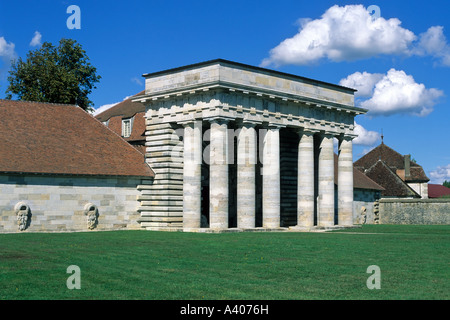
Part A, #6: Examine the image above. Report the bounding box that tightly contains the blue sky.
[0,0,449,183]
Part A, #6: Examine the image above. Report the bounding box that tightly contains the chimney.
[404,154,411,180]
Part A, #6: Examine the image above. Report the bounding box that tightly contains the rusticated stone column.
[297,129,316,227]
[209,118,229,229]
[262,125,281,228]
[318,132,335,227]
[338,135,355,226]
[182,120,203,230]
[237,121,258,229]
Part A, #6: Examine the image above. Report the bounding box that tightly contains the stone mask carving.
[15,202,31,231]
[84,203,99,230]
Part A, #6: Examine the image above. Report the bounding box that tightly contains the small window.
[122,118,132,137]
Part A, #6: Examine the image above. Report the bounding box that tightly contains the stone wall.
[0,174,141,233]
[138,122,183,230]
[353,189,381,224]
[379,198,450,224]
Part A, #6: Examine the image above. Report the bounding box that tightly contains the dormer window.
[122,118,133,137]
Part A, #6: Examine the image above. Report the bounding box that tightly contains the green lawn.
[0,225,448,300]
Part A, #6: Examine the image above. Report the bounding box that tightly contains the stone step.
[138,216,182,222]
[138,195,183,201]
[140,200,183,207]
[139,210,183,217]
[139,189,183,196]
[138,206,183,213]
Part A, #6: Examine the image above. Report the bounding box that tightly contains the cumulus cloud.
[261,4,416,67]
[261,5,450,67]
[412,26,450,66]
[360,69,443,116]
[429,164,450,184]
[30,31,42,47]
[339,71,383,97]
[341,69,443,117]
[353,121,380,146]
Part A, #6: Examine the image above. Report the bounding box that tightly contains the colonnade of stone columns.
[182,118,355,230]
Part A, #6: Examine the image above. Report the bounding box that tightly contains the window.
[122,118,132,137]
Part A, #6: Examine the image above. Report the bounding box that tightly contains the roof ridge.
[0,99,79,108]
[94,90,146,121]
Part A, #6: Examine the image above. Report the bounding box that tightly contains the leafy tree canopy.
[5,38,100,112]
[443,180,450,188]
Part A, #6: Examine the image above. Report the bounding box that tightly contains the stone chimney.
[404,154,411,180]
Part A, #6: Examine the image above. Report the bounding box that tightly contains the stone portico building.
[132,59,367,231]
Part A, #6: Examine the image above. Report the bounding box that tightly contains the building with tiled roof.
[95,91,146,154]
[0,100,153,233]
[428,184,450,198]
[354,142,429,198]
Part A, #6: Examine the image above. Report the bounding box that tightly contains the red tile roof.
[0,100,154,178]
[428,184,450,198]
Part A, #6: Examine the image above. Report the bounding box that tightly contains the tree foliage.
[443,180,450,188]
[5,38,100,111]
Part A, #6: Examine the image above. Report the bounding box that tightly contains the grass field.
[0,225,448,300]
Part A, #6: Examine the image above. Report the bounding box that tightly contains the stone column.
[297,129,316,227]
[182,120,203,230]
[338,135,355,226]
[237,121,258,229]
[262,124,281,228]
[209,118,229,229]
[317,132,335,227]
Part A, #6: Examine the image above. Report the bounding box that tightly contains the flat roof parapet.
[136,59,363,114]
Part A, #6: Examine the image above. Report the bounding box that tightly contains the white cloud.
[341,69,443,117]
[0,36,17,64]
[359,69,443,117]
[0,37,17,78]
[261,4,416,67]
[429,164,450,184]
[30,31,42,47]
[92,95,132,116]
[412,26,450,66]
[339,71,383,97]
[353,121,380,146]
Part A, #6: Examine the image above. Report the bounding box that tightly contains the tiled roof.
[95,92,146,143]
[364,160,420,198]
[354,143,429,182]
[428,184,450,198]
[95,91,145,122]
[126,112,146,142]
[0,100,154,178]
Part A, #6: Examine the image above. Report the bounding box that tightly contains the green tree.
[443,180,450,188]
[5,38,100,112]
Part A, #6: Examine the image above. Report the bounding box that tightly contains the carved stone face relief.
[84,203,99,230]
[14,202,31,231]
